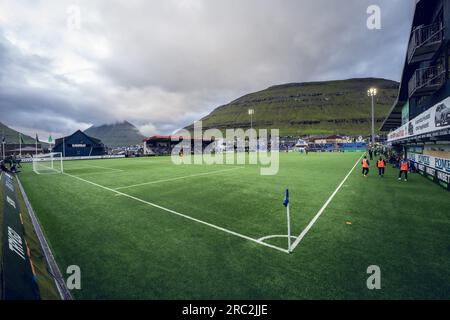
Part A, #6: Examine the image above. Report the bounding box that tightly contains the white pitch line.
[65,164,124,177]
[290,154,364,252]
[63,172,289,254]
[114,167,243,190]
[258,235,297,242]
[82,164,124,172]
[74,170,124,177]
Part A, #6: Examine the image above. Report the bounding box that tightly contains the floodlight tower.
[248,108,254,130]
[367,88,377,146]
[248,109,255,151]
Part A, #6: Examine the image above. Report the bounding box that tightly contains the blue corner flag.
[283,188,289,207]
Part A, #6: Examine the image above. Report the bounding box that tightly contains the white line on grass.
[63,172,289,254]
[114,167,243,190]
[289,154,364,251]
[258,235,297,242]
[74,170,124,177]
[65,164,124,177]
[83,164,124,172]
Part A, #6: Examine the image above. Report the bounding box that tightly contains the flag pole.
[2,130,5,160]
[19,133,22,158]
[287,202,291,253]
[283,187,292,253]
[48,134,53,153]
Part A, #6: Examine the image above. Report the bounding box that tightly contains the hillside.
[0,122,39,144]
[84,121,145,147]
[185,78,398,136]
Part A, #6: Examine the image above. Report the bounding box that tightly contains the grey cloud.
[0,0,413,138]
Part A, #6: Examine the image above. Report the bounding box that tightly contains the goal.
[33,152,64,174]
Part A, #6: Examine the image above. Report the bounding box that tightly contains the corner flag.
[283,188,289,207]
[283,188,292,253]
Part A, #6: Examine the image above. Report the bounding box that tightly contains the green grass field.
[18,152,450,299]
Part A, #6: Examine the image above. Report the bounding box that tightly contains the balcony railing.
[407,22,444,63]
[408,64,446,97]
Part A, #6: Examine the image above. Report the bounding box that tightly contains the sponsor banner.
[1,173,40,300]
[21,154,126,163]
[388,96,450,142]
[410,152,450,190]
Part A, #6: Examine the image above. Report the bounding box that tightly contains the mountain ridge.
[84,121,145,147]
[0,122,40,144]
[185,77,399,136]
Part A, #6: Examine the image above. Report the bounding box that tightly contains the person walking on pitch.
[398,157,409,181]
[377,157,386,177]
[361,156,370,177]
[369,148,373,160]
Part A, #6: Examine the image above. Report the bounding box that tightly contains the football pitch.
[18,152,450,299]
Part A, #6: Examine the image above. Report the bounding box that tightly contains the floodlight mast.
[367,88,377,146]
[248,108,254,130]
[248,109,255,151]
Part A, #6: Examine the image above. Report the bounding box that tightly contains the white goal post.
[33,152,64,174]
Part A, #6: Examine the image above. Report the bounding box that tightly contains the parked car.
[435,103,450,127]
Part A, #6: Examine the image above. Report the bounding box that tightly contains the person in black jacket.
[368,148,373,160]
[0,160,10,172]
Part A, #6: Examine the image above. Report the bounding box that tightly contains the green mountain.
[0,122,39,144]
[84,121,145,147]
[185,78,398,136]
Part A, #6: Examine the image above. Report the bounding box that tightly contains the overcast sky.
[0,0,414,139]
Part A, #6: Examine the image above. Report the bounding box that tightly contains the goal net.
[33,152,64,174]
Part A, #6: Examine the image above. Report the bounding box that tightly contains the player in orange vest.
[398,157,409,181]
[377,157,386,177]
[361,156,370,177]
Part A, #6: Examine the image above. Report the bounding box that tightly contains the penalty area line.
[290,154,364,252]
[82,164,124,172]
[63,172,289,254]
[114,167,244,190]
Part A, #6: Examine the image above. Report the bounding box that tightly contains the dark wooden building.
[52,130,107,157]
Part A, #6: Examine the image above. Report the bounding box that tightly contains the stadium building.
[381,0,450,190]
[143,136,213,156]
[3,144,44,157]
[52,130,107,157]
